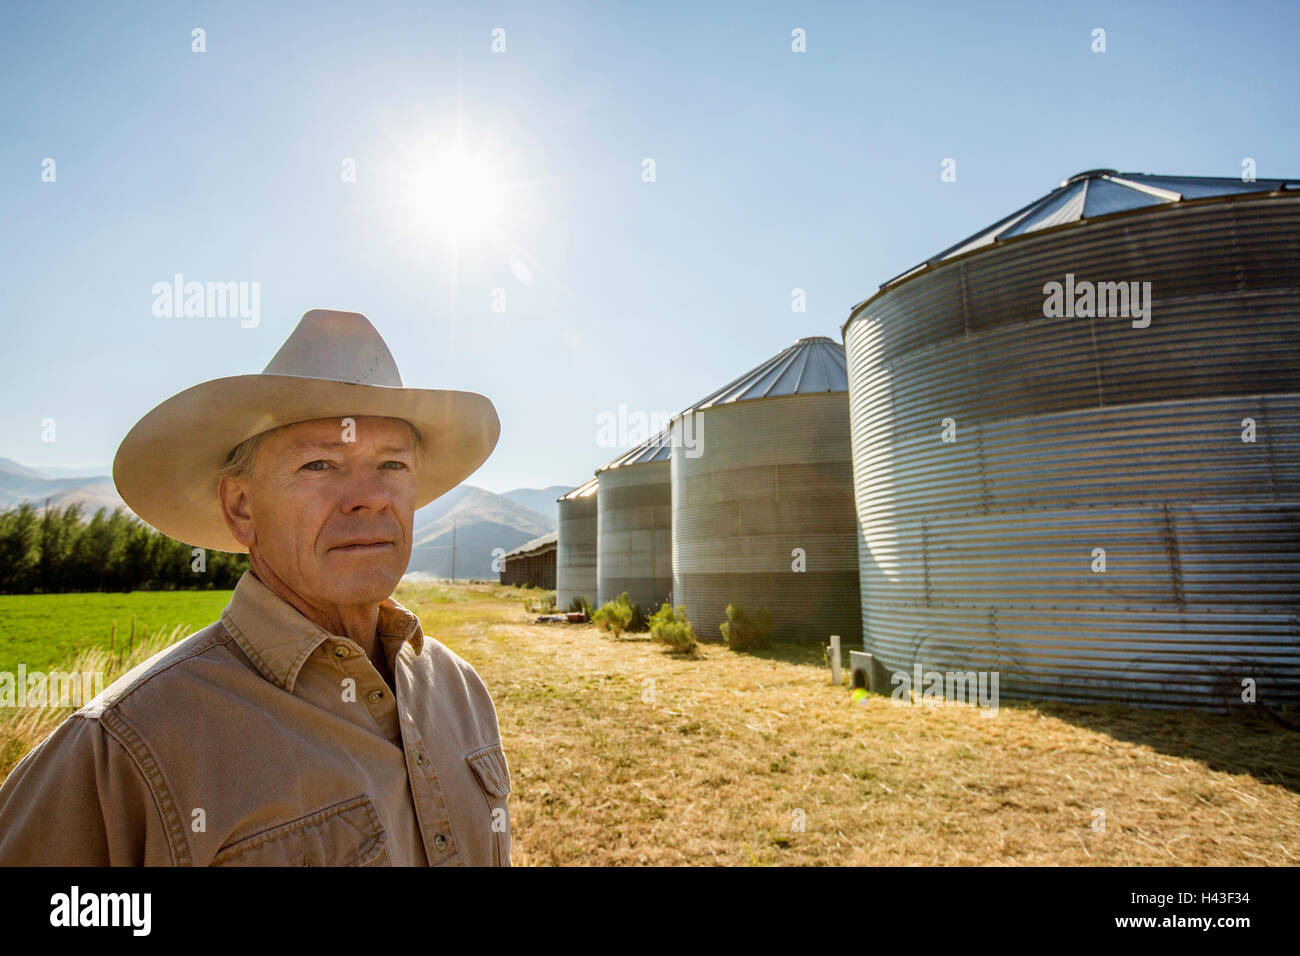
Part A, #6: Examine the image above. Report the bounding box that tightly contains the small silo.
[595,432,672,611]
[842,169,1300,710]
[556,478,599,611]
[671,336,861,643]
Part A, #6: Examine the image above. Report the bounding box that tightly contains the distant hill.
[501,484,585,526]
[409,487,554,579]
[36,464,113,478]
[40,481,127,518]
[0,457,49,480]
[411,484,474,529]
[0,459,122,512]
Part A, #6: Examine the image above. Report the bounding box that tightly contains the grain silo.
[671,337,861,643]
[595,432,672,610]
[843,169,1300,710]
[556,478,599,611]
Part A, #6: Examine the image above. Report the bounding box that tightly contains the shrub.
[719,602,772,651]
[649,603,697,653]
[592,591,637,637]
[524,591,557,614]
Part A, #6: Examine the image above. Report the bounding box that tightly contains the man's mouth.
[330,541,394,553]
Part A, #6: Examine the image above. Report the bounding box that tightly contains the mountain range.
[0,457,581,580]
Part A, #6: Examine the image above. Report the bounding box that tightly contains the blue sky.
[1,0,1296,494]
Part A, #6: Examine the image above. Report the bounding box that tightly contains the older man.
[0,309,510,866]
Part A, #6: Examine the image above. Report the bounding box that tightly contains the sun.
[402,137,510,245]
[371,121,557,311]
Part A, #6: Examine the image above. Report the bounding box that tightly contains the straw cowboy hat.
[112,308,500,554]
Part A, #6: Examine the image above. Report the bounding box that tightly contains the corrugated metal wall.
[596,461,673,610]
[501,546,556,589]
[844,192,1300,709]
[672,393,862,643]
[556,490,598,610]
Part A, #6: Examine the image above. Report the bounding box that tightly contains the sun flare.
[403,139,509,244]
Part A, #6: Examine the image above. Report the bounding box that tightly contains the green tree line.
[0,502,248,593]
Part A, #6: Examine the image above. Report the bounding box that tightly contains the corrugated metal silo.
[556,478,598,610]
[671,337,862,642]
[595,433,672,610]
[842,170,1300,710]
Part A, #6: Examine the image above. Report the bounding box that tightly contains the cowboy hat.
[112,308,500,553]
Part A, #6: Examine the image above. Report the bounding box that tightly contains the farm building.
[670,336,861,643]
[595,429,672,610]
[499,531,557,589]
[556,477,599,611]
[842,169,1300,709]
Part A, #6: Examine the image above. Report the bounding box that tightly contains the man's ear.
[217,475,257,549]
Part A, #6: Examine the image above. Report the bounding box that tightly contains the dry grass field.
[397,582,1300,866]
[5,580,1297,866]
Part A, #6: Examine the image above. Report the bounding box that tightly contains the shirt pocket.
[210,794,390,867]
[465,743,512,866]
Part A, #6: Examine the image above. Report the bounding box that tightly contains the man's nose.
[338,464,395,514]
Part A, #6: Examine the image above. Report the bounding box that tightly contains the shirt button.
[368,689,384,703]
[414,750,426,765]
[333,646,349,658]
[434,834,448,851]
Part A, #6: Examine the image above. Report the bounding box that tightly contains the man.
[0,309,511,866]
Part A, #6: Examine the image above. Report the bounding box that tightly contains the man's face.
[224,416,418,608]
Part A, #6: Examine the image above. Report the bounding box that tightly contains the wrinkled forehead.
[269,415,418,451]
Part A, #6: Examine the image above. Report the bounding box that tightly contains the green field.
[0,590,234,675]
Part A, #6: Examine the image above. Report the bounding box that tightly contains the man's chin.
[319,562,404,604]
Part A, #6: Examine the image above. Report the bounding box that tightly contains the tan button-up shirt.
[0,569,511,866]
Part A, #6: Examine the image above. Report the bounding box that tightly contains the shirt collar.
[221,569,424,694]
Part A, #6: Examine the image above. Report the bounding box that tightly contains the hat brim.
[112,373,500,553]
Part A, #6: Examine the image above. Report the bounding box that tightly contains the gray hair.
[219,419,425,483]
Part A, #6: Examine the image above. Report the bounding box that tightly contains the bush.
[719,602,772,651]
[649,603,697,653]
[592,591,638,637]
[523,591,557,614]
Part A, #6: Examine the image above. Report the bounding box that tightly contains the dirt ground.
[400,583,1300,866]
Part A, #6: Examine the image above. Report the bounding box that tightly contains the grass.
[4,579,1299,865]
[0,590,234,675]
[0,622,192,778]
[414,583,1300,866]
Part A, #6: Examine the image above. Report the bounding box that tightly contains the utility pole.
[450,519,456,581]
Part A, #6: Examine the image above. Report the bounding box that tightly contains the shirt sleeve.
[0,714,177,866]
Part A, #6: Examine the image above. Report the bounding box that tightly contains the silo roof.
[851,169,1299,322]
[686,335,848,410]
[594,336,848,472]
[595,427,673,471]
[558,477,599,501]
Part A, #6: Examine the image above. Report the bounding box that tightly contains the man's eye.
[384,461,409,470]
[302,460,329,471]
